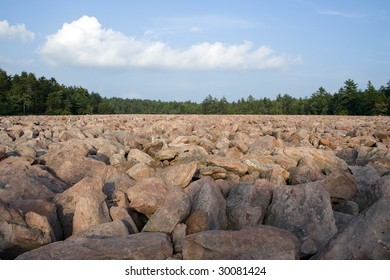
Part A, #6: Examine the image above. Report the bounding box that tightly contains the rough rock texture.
[226,180,273,229]
[143,186,190,233]
[185,177,227,231]
[313,197,390,260]
[16,232,173,260]
[1,114,389,260]
[0,157,67,202]
[266,182,338,256]
[183,226,300,260]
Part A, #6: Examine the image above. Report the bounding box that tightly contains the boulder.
[143,186,190,233]
[185,177,227,231]
[127,148,160,167]
[266,182,337,256]
[42,140,109,185]
[0,144,5,160]
[0,201,52,259]
[183,226,300,260]
[349,165,381,211]
[160,162,197,188]
[72,189,111,235]
[0,156,67,202]
[9,199,62,241]
[313,197,390,260]
[109,206,139,233]
[226,180,273,230]
[16,232,173,260]
[126,177,167,216]
[126,163,155,180]
[53,177,105,238]
[288,157,325,185]
[321,170,357,204]
[71,220,129,238]
[172,223,187,254]
[205,155,248,176]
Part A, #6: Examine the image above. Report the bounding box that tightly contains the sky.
[1,0,389,102]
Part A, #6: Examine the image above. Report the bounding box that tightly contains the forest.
[0,68,389,116]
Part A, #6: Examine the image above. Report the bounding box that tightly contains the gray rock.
[266,182,337,256]
[313,197,390,260]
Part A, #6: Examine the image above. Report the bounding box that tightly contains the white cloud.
[0,20,35,42]
[40,15,300,70]
[319,10,364,19]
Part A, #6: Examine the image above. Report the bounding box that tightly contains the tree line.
[1,68,389,116]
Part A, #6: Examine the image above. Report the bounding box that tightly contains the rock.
[0,200,52,259]
[322,170,357,204]
[333,211,354,231]
[336,148,358,165]
[0,157,67,202]
[16,232,173,260]
[42,140,109,185]
[161,162,197,188]
[374,175,390,198]
[126,163,155,180]
[143,186,190,233]
[244,159,289,186]
[183,226,300,260]
[349,165,381,211]
[72,189,111,235]
[332,201,359,215]
[185,177,227,231]
[288,157,325,185]
[0,145,5,160]
[53,177,105,238]
[126,177,167,216]
[185,210,209,234]
[205,155,248,176]
[71,220,129,238]
[9,199,62,241]
[313,197,390,260]
[266,182,337,256]
[172,223,186,254]
[127,148,160,167]
[226,180,273,230]
[103,173,135,202]
[248,135,278,152]
[109,206,139,233]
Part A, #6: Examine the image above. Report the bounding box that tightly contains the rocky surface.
[1,114,390,259]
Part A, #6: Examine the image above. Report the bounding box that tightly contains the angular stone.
[71,220,129,238]
[161,162,197,188]
[0,157,67,202]
[143,186,190,233]
[322,170,357,204]
[72,189,111,235]
[313,197,390,260]
[183,226,300,260]
[16,232,173,260]
[109,206,139,233]
[126,177,167,216]
[226,180,273,230]
[266,182,337,256]
[206,155,248,176]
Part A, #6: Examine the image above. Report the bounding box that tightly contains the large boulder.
[16,232,173,260]
[71,220,129,238]
[321,170,357,204]
[0,200,53,259]
[205,155,248,176]
[185,177,227,232]
[0,157,67,202]
[42,140,110,185]
[160,162,197,188]
[53,177,105,238]
[183,226,300,260]
[143,186,191,233]
[226,180,273,230]
[266,182,337,257]
[313,197,390,260]
[72,189,111,235]
[126,177,167,216]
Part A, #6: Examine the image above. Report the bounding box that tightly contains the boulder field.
[0,114,389,260]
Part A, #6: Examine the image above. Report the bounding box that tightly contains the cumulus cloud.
[40,15,300,70]
[0,20,35,42]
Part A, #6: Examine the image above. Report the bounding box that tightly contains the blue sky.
[1,0,389,102]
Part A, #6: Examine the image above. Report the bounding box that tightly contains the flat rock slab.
[183,226,300,260]
[16,232,173,260]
